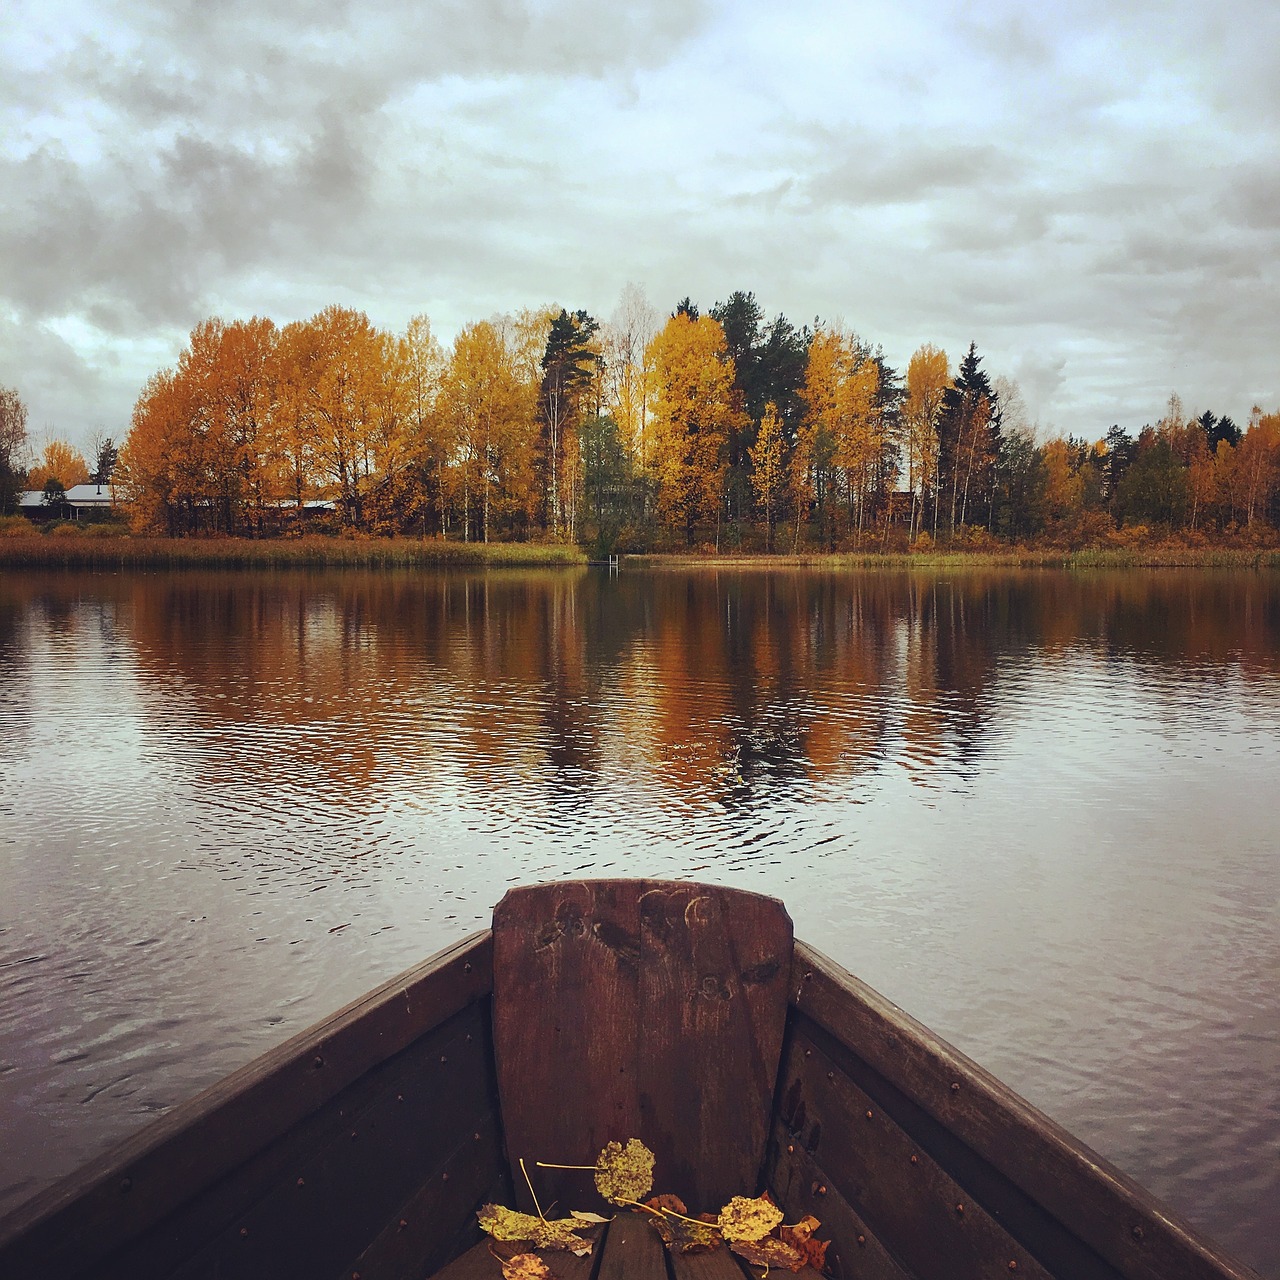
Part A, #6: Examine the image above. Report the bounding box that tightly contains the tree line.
[3,288,1278,548]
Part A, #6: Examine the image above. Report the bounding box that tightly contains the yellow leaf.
[501,1254,555,1280]
[476,1205,593,1255]
[717,1195,783,1243]
[594,1138,655,1205]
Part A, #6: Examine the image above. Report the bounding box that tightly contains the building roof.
[64,483,115,504]
[18,490,46,508]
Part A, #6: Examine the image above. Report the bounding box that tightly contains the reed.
[0,532,588,570]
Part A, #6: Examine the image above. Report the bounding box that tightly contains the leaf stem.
[519,1157,546,1222]
[534,1161,597,1171]
[616,1196,721,1232]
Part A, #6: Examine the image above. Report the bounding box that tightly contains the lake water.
[1,565,1277,1275]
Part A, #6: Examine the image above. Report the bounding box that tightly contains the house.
[17,483,115,520]
[64,482,116,518]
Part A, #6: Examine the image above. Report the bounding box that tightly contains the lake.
[1,565,1277,1275]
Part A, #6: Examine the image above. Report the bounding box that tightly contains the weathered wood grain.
[595,1211,668,1280]
[428,1229,598,1280]
[0,931,493,1280]
[765,1118,912,1280]
[776,1023,1053,1280]
[493,880,793,1215]
[789,941,1262,1280]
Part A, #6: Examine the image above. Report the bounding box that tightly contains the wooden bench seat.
[429,1210,822,1280]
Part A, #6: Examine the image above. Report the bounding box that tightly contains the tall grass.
[0,531,587,570]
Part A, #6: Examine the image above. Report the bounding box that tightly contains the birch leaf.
[594,1138,655,1204]
[717,1195,783,1243]
[501,1254,555,1280]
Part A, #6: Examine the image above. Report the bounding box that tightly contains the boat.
[0,879,1260,1280]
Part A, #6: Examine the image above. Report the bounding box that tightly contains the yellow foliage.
[594,1137,655,1204]
[716,1194,783,1243]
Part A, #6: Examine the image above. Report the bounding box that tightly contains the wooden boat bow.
[0,877,1262,1280]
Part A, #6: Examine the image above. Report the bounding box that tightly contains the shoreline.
[1,533,1277,571]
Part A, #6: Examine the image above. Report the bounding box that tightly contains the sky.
[2,0,1279,457]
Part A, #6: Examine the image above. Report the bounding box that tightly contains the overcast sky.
[3,0,1278,455]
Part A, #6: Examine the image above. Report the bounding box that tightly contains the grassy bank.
[3,527,1277,571]
[625,546,1280,570]
[0,531,587,570]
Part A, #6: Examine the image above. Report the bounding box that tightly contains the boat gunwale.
[0,929,494,1276]
[789,939,1261,1280]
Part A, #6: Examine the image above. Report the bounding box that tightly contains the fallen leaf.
[729,1235,808,1273]
[647,1212,723,1254]
[501,1254,555,1280]
[569,1210,610,1224]
[594,1138,655,1205]
[717,1194,783,1243]
[476,1205,594,1255]
[645,1193,688,1216]
[781,1216,829,1270]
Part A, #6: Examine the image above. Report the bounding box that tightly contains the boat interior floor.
[431,1210,822,1280]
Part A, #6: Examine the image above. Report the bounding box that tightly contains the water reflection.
[1,567,1279,1275]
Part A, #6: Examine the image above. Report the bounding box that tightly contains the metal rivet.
[787,1144,795,1154]
[474,1132,482,1141]
[856,1234,866,1246]
[440,1055,448,1063]
[865,1109,873,1120]
[803,971,813,981]
[817,1184,827,1196]
[1008,1263,1018,1272]
[951,1081,961,1093]
[804,1048,812,1057]
[240,1227,249,1239]
[910,1154,918,1165]
[464,962,472,973]
[442,1172,450,1182]
[465,1033,473,1042]
[397,1094,404,1103]
[399,1219,408,1230]
[1132,1225,1145,1241]
[297,1177,305,1187]
[955,1203,964,1215]
[313,1055,324,1069]
[120,1177,132,1193]
[350,1131,357,1140]
[826,1070,834,1081]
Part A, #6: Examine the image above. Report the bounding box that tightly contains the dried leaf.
[730,1235,808,1273]
[501,1254,555,1280]
[645,1193,688,1216]
[717,1194,783,1243]
[476,1205,594,1255]
[647,1212,723,1254]
[569,1210,610,1224]
[780,1216,830,1270]
[594,1138,655,1205]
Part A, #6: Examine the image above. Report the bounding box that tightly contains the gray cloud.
[0,0,1277,450]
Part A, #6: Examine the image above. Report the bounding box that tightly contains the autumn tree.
[903,344,948,540]
[27,439,90,492]
[440,320,536,542]
[398,314,448,535]
[749,401,786,551]
[603,283,658,472]
[646,313,736,545]
[0,386,29,514]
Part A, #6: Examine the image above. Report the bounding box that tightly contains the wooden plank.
[160,1007,499,1280]
[338,1110,506,1280]
[776,1024,1054,1280]
[92,1002,498,1280]
[595,1211,668,1280]
[790,942,1261,1280]
[765,1119,912,1280]
[0,931,492,1279]
[493,880,792,1216]
[430,1229,600,1280]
